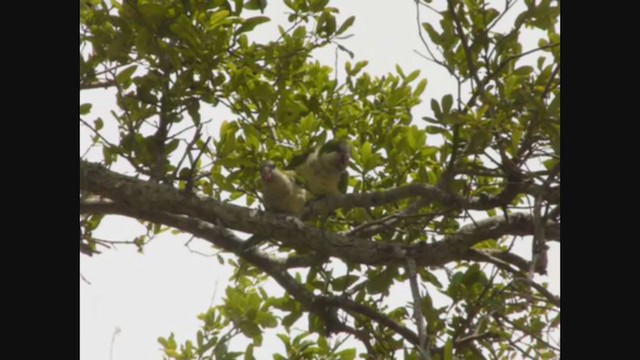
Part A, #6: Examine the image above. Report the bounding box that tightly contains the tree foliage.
[80,0,560,358]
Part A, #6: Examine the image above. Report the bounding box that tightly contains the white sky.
[80,1,559,359]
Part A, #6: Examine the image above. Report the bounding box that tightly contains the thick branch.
[80,160,559,268]
[81,198,320,269]
[302,184,461,219]
[303,177,533,219]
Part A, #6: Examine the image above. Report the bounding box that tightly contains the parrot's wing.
[286,151,312,170]
[281,170,307,187]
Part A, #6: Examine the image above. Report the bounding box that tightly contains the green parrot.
[241,161,311,252]
[259,160,311,216]
[287,139,350,198]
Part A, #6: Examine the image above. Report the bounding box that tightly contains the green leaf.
[257,311,278,328]
[166,139,180,155]
[237,16,270,34]
[431,99,442,119]
[250,80,274,100]
[244,0,266,11]
[93,118,103,130]
[300,113,316,132]
[276,333,290,349]
[317,336,329,352]
[239,321,262,338]
[197,331,204,348]
[115,65,137,87]
[139,3,165,27]
[405,69,420,83]
[337,348,356,360]
[444,338,453,360]
[170,16,200,46]
[209,10,230,30]
[414,79,427,97]
[332,274,359,291]
[282,311,302,328]
[336,16,355,35]
[514,65,534,76]
[406,126,425,151]
[283,0,295,10]
[419,270,443,288]
[543,158,559,170]
[80,103,92,115]
[442,94,453,114]
[360,141,373,170]
[467,129,492,154]
[244,343,254,360]
[548,94,559,115]
[421,22,441,45]
[366,268,395,295]
[187,100,201,125]
[310,0,330,12]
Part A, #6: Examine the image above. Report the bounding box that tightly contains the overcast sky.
[80,1,559,359]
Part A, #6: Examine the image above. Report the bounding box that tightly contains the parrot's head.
[319,139,351,171]
[260,161,276,182]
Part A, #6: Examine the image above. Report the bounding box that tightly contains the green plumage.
[260,161,312,216]
[287,140,351,197]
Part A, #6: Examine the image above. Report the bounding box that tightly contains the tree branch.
[463,249,530,273]
[320,295,420,346]
[80,80,116,90]
[302,177,533,220]
[80,160,559,269]
[407,258,430,359]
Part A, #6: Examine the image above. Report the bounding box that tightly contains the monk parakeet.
[260,160,311,216]
[287,139,350,198]
[241,161,311,252]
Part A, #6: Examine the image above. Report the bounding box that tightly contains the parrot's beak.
[261,167,273,181]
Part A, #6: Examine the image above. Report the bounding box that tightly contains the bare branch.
[407,258,430,359]
[414,0,452,73]
[80,273,92,285]
[463,249,530,273]
[320,295,420,346]
[448,0,484,94]
[81,80,116,90]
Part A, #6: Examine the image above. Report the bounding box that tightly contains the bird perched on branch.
[241,161,312,252]
[287,139,350,198]
[259,160,311,216]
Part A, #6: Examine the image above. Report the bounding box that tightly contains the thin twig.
[80,273,92,285]
[407,257,430,359]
